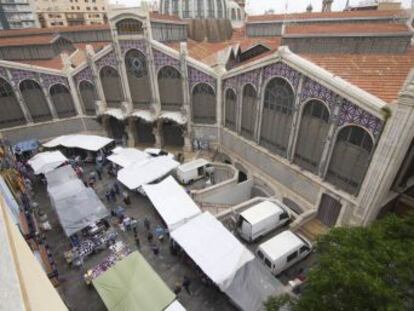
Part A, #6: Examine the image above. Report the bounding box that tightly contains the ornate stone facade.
[188,66,217,91]
[40,73,69,90]
[74,66,94,85]
[153,49,180,72]
[119,40,147,56]
[96,50,118,71]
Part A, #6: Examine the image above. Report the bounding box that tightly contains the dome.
[159,0,228,19]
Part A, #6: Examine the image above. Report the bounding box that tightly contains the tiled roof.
[301,49,414,103]
[285,23,411,35]
[0,34,59,47]
[17,57,65,70]
[149,12,186,24]
[247,9,409,22]
[0,24,109,38]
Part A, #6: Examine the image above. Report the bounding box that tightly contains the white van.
[257,230,312,276]
[237,201,290,242]
[176,159,212,184]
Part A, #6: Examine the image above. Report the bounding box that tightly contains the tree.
[265,213,414,311]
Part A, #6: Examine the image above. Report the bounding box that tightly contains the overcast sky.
[111,0,412,14]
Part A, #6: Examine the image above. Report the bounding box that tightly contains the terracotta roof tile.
[247,9,409,22]
[17,57,64,70]
[149,12,186,24]
[285,23,411,35]
[0,34,58,47]
[0,24,109,38]
[301,49,414,103]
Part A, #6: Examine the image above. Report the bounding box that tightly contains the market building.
[0,3,414,230]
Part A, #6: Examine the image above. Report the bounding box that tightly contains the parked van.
[176,159,212,184]
[257,230,312,276]
[237,201,290,242]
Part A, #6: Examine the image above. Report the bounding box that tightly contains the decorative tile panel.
[10,69,38,84]
[74,66,94,85]
[188,66,216,91]
[119,40,146,56]
[96,50,118,71]
[338,100,384,138]
[0,67,7,80]
[153,49,180,72]
[223,69,261,92]
[263,62,301,89]
[40,73,69,90]
[300,77,337,111]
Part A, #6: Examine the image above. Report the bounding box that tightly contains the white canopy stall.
[28,151,67,175]
[43,135,113,152]
[171,212,283,311]
[143,176,201,230]
[117,156,179,190]
[107,147,149,168]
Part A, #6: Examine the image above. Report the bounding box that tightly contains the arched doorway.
[50,84,76,118]
[224,88,237,131]
[162,120,184,147]
[20,79,52,123]
[78,80,98,115]
[241,84,257,140]
[107,116,125,141]
[125,49,151,109]
[100,66,123,108]
[0,77,26,128]
[135,118,155,145]
[192,83,216,124]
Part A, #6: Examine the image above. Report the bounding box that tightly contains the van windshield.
[264,258,272,268]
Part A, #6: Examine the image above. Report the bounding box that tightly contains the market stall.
[170,212,284,311]
[117,156,179,190]
[28,151,68,175]
[107,147,149,168]
[43,135,113,152]
[143,176,201,230]
[92,251,176,311]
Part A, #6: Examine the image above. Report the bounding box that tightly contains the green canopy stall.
[93,251,175,311]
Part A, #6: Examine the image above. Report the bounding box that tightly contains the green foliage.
[264,294,296,311]
[265,214,414,311]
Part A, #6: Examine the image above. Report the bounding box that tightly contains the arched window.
[197,0,204,18]
[192,83,216,124]
[237,8,241,20]
[20,79,52,123]
[241,84,256,140]
[172,0,179,15]
[100,66,123,108]
[224,88,237,131]
[326,126,374,194]
[217,0,223,18]
[183,0,190,18]
[0,78,25,128]
[260,77,295,157]
[50,84,76,118]
[78,80,98,116]
[116,19,143,35]
[231,8,236,20]
[294,100,330,173]
[125,49,151,109]
[164,0,170,14]
[158,66,182,111]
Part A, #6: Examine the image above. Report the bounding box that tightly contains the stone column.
[236,84,243,135]
[318,100,341,178]
[287,75,304,161]
[154,120,162,148]
[62,55,84,116]
[37,74,58,120]
[86,45,107,113]
[6,70,33,123]
[144,21,161,116]
[254,68,265,143]
[180,42,192,152]
[127,118,136,147]
[358,75,414,225]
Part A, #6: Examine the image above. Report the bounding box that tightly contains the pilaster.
[287,75,305,161]
[127,118,136,147]
[180,42,192,152]
[63,60,83,116]
[6,69,33,123]
[38,73,58,120]
[254,68,265,143]
[236,84,243,135]
[86,45,107,113]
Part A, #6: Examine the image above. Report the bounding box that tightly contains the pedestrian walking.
[144,217,151,231]
[122,191,131,205]
[147,232,153,242]
[113,181,120,195]
[151,243,159,256]
[174,283,182,295]
[135,234,140,249]
[96,165,102,180]
[105,191,111,202]
[182,276,191,295]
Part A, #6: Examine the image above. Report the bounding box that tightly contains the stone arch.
[116,18,143,35]
[294,99,331,173]
[162,120,185,147]
[191,82,216,124]
[326,125,374,195]
[49,83,76,118]
[100,65,123,108]
[0,77,26,128]
[259,76,295,157]
[20,79,52,123]
[158,65,183,111]
[241,83,257,140]
[125,49,151,109]
[78,80,98,116]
